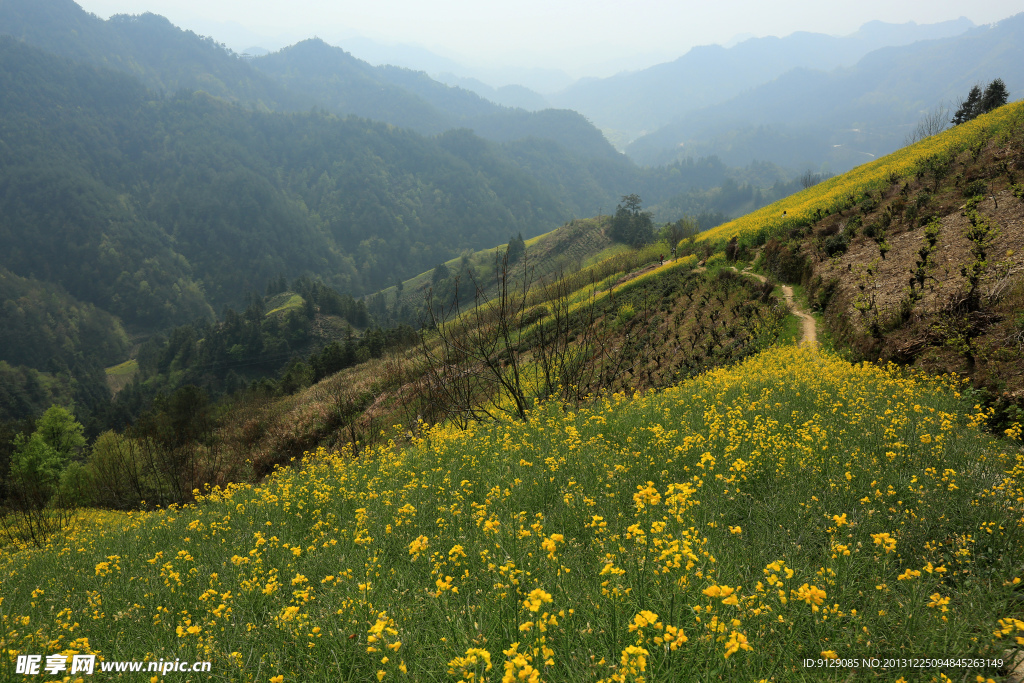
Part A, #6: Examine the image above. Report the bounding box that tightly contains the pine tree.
[431,263,451,285]
[610,194,654,247]
[980,78,1009,114]
[506,233,526,264]
[951,85,982,125]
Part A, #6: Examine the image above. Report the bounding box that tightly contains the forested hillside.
[0,0,833,434]
[0,32,769,425]
[0,269,128,420]
[0,0,618,160]
[0,36,587,308]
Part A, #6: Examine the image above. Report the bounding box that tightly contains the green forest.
[0,30,805,426]
[0,0,830,497]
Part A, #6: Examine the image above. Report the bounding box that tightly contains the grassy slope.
[215,252,783,478]
[3,347,1022,681]
[697,101,1024,246]
[376,217,616,313]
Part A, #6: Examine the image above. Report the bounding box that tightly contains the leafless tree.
[420,250,636,425]
[905,104,950,146]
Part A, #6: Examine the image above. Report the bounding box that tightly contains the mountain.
[551,17,974,142]
[0,0,618,160]
[0,36,618,314]
[434,73,550,111]
[0,0,299,108]
[625,14,1024,171]
[250,39,619,160]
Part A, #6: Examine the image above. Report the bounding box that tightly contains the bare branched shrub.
[420,250,634,425]
[905,104,950,146]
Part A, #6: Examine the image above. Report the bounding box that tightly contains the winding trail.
[732,264,818,347]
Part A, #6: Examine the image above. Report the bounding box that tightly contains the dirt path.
[733,265,818,346]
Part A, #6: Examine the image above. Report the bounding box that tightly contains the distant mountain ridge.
[625,13,1024,171]
[550,17,975,140]
[251,39,617,160]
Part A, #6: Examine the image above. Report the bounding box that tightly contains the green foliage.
[0,269,127,421]
[506,233,526,264]
[432,263,452,286]
[33,405,86,459]
[960,198,1000,312]
[981,78,1010,115]
[610,194,655,247]
[761,239,810,284]
[8,433,61,498]
[962,178,988,198]
[823,233,849,257]
[909,218,942,300]
[7,405,85,506]
[952,79,1010,126]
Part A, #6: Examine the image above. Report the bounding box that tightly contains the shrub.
[823,233,849,257]
[963,179,988,198]
[704,252,727,270]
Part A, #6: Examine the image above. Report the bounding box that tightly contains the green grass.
[4,347,1021,682]
[104,359,139,395]
[775,307,802,346]
[265,294,305,316]
[104,360,138,377]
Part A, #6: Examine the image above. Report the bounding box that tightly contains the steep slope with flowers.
[3,347,1023,681]
[693,100,1024,419]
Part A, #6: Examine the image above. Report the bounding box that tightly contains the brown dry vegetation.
[790,130,1024,415]
[214,262,788,481]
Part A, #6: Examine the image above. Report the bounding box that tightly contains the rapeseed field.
[2,346,1023,681]
[699,100,1024,245]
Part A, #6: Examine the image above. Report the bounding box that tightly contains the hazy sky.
[74,0,1022,77]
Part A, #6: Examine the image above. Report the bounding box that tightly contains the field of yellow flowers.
[699,100,1024,246]
[3,346,1024,681]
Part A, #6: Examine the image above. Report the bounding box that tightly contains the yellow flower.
[793,584,826,607]
[723,631,752,658]
[871,532,896,553]
[524,588,553,612]
[448,648,493,678]
[408,535,429,559]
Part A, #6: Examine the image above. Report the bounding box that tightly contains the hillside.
[4,346,1023,680]
[697,100,1024,415]
[374,217,619,317]
[0,35,611,421]
[0,8,816,429]
[0,0,298,108]
[0,43,612,327]
[4,81,1024,683]
[0,0,619,161]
